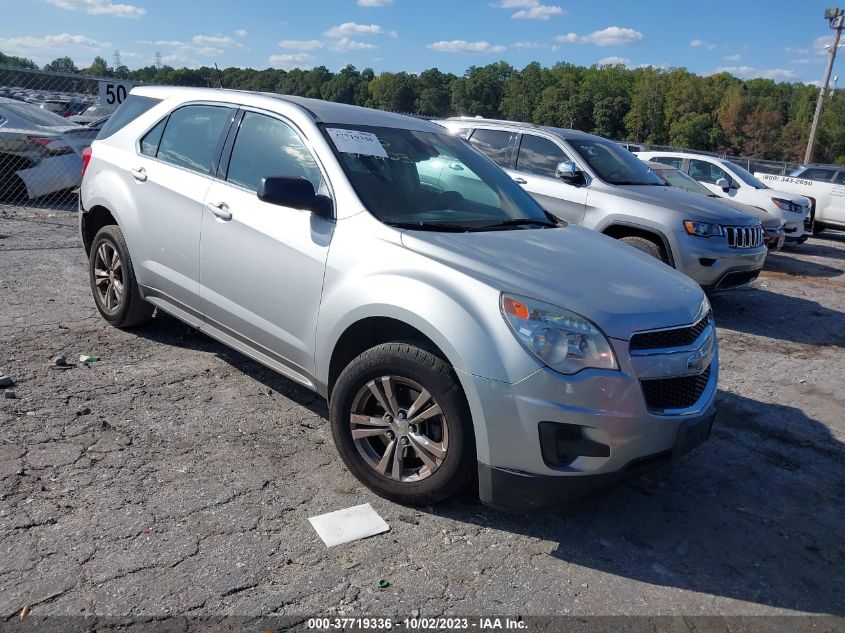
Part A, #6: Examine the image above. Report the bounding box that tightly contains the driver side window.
[226,111,322,193]
[516,134,569,178]
[689,159,727,185]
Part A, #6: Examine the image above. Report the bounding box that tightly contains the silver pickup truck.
[438,118,767,292]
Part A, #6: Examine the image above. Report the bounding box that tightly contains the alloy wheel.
[93,241,124,313]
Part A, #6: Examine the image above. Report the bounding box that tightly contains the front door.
[198,110,333,382]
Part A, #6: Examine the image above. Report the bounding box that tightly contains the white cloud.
[192,34,242,48]
[46,0,145,18]
[427,40,507,53]
[513,41,548,49]
[722,53,741,61]
[785,45,810,54]
[325,22,386,38]
[790,58,812,65]
[278,39,324,51]
[715,66,799,81]
[161,53,199,67]
[357,0,393,5]
[557,26,644,46]
[597,56,630,66]
[328,38,377,52]
[0,33,111,57]
[494,0,563,20]
[690,39,716,51]
[235,29,247,37]
[268,53,315,70]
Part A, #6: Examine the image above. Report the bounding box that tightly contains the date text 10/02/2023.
[307,617,528,630]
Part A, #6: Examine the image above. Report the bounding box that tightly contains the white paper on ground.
[308,503,390,547]
[326,128,388,158]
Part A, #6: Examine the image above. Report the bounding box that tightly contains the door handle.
[205,202,232,221]
[513,177,527,185]
[129,167,147,182]
[448,164,465,171]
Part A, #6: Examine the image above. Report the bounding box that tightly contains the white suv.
[637,151,812,242]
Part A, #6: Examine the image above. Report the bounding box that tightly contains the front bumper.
[463,328,718,509]
[670,230,766,291]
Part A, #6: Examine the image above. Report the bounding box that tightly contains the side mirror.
[715,177,731,190]
[555,160,584,183]
[257,176,333,220]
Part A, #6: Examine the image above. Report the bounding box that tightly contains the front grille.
[641,365,711,413]
[724,225,764,248]
[629,312,712,351]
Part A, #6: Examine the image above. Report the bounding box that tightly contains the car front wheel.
[329,342,475,505]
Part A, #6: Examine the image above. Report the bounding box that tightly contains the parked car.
[645,161,785,251]
[637,151,812,242]
[80,87,717,508]
[437,118,766,292]
[753,164,845,234]
[70,103,116,125]
[40,99,90,118]
[0,97,94,199]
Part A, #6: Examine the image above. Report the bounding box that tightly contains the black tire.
[619,235,669,264]
[88,225,154,328]
[329,342,475,505]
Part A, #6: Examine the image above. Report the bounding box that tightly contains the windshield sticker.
[327,128,388,158]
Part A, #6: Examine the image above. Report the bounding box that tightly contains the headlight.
[684,220,723,237]
[771,197,803,213]
[501,293,617,374]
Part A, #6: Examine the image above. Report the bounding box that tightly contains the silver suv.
[80,87,717,509]
[439,118,767,292]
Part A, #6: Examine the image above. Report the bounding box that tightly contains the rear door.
[129,103,236,314]
[198,109,334,382]
[509,132,587,224]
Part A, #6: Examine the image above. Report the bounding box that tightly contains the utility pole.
[804,7,844,164]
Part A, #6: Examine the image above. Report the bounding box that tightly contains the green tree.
[368,71,418,112]
[416,68,454,116]
[742,107,782,158]
[44,56,78,73]
[321,64,362,105]
[84,56,111,77]
[0,52,38,69]
[625,68,667,144]
[668,112,714,149]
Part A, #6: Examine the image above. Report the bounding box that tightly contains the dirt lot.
[1,205,843,622]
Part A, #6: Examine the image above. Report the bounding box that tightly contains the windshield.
[723,161,768,189]
[655,167,713,196]
[322,124,552,230]
[569,139,665,186]
[0,101,77,128]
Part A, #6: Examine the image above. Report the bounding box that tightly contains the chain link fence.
[0,64,121,211]
[640,143,800,175]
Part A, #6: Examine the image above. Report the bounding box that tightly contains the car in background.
[753,164,845,234]
[0,97,94,199]
[437,117,767,292]
[637,151,812,242]
[645,161,785,251]
[70,103,116,125]
[39,99,90,118]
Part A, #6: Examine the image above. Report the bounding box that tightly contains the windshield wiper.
[479,218,558,230]
[386,221,480,233]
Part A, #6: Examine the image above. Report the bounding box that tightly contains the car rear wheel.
[619,235,668,264]
[89,225,154,328]
[329,342,475,505]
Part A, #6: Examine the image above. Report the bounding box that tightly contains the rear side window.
[799,167,835,182]
[156,105,233,176]
[469,128,514,168]
[835,172,845,185]
[516,134,568,178]
[140,118,167,156]
[653,156,683,169]
[97,95,160,139]
[226,111,322,192]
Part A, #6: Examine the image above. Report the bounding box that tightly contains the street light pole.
[804,8,844,164]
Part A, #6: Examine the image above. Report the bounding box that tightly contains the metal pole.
[805,25,842,164]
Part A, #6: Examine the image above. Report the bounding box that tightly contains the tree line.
[4,52,844,164]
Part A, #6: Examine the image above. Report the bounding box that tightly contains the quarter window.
[140,118,167,157]
[653,156,683,169]
[835,172,845,185]
[800,168,836,182]
[156,105,233,176]
[469,128,514,168]
[226,112,322,193]
[516,135,569,178]
[688,159,728,185]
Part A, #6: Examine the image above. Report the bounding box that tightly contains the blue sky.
[1,0,842,84]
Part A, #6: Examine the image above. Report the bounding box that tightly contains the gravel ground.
[0,205,843,622]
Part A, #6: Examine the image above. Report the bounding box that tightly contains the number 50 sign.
[98,80,133,106]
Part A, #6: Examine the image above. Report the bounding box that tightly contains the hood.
[713,197,783,228]
[400,225,706,340]
[613,185,761,225]
[767,188,810,208]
